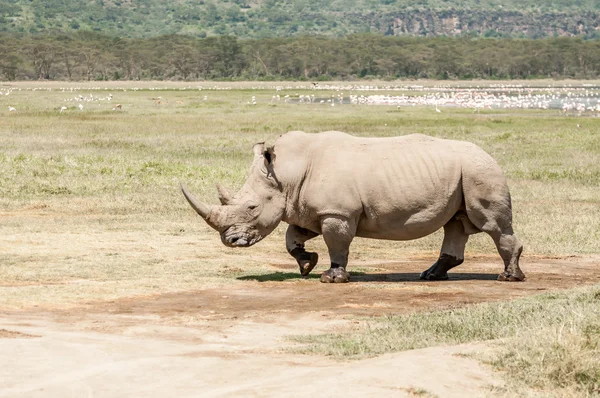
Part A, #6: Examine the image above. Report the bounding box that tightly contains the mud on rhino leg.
[420,217,469,281]
[286,225,319,277]
[319,216,357,283]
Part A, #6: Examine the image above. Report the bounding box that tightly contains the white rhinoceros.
[181,131,525,283]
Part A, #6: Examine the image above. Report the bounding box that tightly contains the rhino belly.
[355,188,463,241]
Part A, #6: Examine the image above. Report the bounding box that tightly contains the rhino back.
[276,132,474,240]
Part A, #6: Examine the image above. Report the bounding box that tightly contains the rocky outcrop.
[379,10,599,37]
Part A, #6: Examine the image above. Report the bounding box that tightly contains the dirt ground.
[1,256,600,397]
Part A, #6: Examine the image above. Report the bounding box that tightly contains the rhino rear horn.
[216,183,232,205]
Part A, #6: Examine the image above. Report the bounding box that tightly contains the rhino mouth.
[221,227,262,248]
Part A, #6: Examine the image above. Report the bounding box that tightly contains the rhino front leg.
[320,216,357,283]
[286,225,319,277]
[420,216,469,281]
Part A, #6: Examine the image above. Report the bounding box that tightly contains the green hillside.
[1,0,599,38]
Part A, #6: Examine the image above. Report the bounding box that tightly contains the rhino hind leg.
[493,233,525,281]
[319,216,356,283]
[420,217,469,281]
[465,195,525,282]
[286,225,319,277]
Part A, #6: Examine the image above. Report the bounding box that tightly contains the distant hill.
[1,0,599,38]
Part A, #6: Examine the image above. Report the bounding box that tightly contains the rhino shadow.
[237,272,321,282]
[237,271,497,283]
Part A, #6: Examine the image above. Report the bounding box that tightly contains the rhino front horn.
[180,182,213,220]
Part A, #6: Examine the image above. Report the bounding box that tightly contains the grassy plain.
[1,81,599,395]
[1,81,599,302]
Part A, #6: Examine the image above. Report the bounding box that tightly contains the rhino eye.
[248,205,258,210]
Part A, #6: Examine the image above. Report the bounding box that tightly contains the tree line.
[1,32,599,81]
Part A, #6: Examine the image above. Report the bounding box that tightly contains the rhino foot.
[419,264,450,281]
[497,270,526,282]
[419,269,449,281]
[298,252,319,277]
[320,267,349,283]
[420,254,464,281]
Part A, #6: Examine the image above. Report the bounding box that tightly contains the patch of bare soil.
[67,255,600,320]
[1,256,598,397]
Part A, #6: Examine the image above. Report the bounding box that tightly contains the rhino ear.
[263,146,275,165]
[252,142,265,158]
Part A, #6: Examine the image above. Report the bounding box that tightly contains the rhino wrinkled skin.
[181,131,525,283]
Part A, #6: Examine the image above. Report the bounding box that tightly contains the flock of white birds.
[2,83,599,115]
[346,88,600,113]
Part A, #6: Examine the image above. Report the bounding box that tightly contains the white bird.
[60,106,67,113]
[78,104,84,111]
[435,105,441,113]
[8,106,16,112]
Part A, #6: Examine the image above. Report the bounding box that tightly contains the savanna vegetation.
[2,33,600,81]
[2,0,600,394]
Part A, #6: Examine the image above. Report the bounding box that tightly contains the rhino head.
[181,143,285,248]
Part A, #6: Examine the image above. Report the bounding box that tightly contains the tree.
[26,37,60,79]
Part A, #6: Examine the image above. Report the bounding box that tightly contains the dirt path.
[0,313,497,398]
[1,256,599,397]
